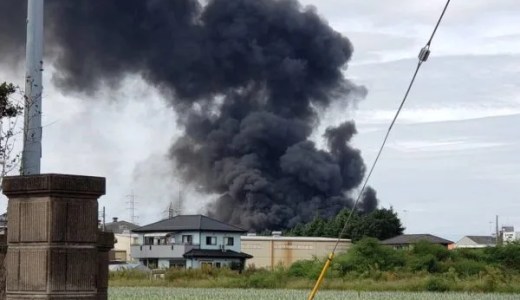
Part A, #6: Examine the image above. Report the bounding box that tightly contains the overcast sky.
[1,0,519,242]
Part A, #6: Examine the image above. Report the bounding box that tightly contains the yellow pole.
[307,252,334,300]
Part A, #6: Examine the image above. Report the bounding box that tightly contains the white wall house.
[455,236,496,248]
[501,226,520,244]
[130,215,252,270]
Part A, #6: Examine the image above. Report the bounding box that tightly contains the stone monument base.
[2,174,113,300]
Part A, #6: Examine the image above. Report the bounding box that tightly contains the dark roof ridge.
[132,214,247,233]
[381,233,453,245]
[201,214,247,232]
[132,216,174,232]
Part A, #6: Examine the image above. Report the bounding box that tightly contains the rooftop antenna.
[21,0,44,175]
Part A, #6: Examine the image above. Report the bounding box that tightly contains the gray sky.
[1,0,519,242]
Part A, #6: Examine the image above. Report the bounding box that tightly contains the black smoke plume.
[0,0,377,231]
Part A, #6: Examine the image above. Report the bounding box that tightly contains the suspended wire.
[308,2,452,299]
[330,0,452,256]
[307,4,450,300]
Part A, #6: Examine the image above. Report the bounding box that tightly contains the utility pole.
[495,215,500,246]
[21,0,44,175]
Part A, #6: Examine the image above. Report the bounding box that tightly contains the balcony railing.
[130,244,199,259]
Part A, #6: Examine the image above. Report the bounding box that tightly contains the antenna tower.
[126,191,138,224]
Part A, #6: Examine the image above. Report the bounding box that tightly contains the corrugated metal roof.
[381,234,453,245]
[132,214,247,233]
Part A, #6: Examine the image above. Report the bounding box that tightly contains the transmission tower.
[126,191,138,224]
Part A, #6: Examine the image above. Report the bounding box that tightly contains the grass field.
[109,287,520,299]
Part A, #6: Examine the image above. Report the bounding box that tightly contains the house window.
[206,236,217,245]
[169,259,186,268]
[201,261,212,269]
[215,262,221,268]
[182,235,193,244]
[144,237,154,245]
[226,237,234,246]
[142,258,158,269]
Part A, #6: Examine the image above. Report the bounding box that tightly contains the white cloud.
[355,107,520,125]
[387,139,507,153]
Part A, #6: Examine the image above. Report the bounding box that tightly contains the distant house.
[381,234,454,249]
[104,217,139,234]
[131,214,252,270]
[455,236,496,248]
[103,217,140,262]
[501,226,520,244]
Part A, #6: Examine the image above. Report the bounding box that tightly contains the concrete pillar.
[2,174,106,300]
[96,232,114,300]
[1,234,6,299]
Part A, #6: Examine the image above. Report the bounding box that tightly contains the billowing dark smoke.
[0,0,27,63]
[0,0,378,231]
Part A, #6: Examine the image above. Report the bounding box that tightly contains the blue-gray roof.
[132,214,247,233]
[381,234,453,245]
[466,236,496,245]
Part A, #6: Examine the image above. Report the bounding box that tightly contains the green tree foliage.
[286,207,404,242]
[0,82,22,118]
[334,237,406,275]
[325,238,520,281]
[484,241,520,271]
[287,258,323,279]
[0,82,23,178]
[304,215,327,237]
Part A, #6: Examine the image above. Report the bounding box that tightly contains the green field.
[109,287,520,300]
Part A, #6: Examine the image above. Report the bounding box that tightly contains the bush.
[451,259,487,277]
[287,259,322,279]
[455,248,487,262]
[334,238,406,275]
[409,254,442,273]
[424,277,452,292]
[246,267,287,288]
[487,242,520,271]
[412,240,451,261]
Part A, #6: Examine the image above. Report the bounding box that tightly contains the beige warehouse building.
[241,234,351,269]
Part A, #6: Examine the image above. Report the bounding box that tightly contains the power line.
[331,0,451,255]
[308,1,452,299]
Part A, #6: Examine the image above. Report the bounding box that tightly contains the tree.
[286,223,305,236]
[286,207,404,242]
[0,82,23,184]
[340,207,404,242]
[0,81,22,299]
[304,215,326,237]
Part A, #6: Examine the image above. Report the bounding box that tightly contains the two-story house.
[131,214,252,269]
